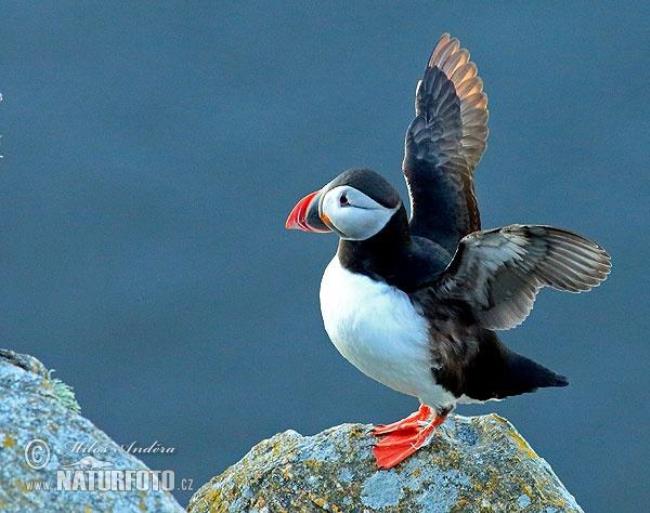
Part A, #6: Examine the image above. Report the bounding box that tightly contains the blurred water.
[0,2,648,509]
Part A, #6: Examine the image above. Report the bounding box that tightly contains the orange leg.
[373,404,432,435]
[373,405,447,469]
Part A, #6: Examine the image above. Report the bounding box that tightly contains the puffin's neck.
[336,205,413,288]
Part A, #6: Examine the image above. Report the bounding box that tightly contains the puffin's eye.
[339,193,349,207]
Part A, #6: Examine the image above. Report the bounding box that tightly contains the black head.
[324,168,401,209]
[286,168,403,240]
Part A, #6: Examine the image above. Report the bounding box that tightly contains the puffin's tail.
[463,331,568,401]
[497,350,569,398]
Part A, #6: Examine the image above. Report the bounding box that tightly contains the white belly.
[320,256,455,408]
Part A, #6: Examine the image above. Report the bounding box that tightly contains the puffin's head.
[285,168,402,241]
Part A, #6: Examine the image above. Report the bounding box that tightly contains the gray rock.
[0,348,584,512]
[0,349,185,513]
[188,415,583,513]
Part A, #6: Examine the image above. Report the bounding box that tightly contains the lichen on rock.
[0,349,184,513]
[188,415,583,513]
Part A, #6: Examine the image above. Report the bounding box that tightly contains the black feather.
[460,331,568,401]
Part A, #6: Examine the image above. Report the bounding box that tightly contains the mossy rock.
[188,415,582,513]
[0,349,184,513]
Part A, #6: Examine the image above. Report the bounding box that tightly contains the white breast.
[319,256,455,408]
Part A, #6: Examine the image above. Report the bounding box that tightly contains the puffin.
[285,33,611,469]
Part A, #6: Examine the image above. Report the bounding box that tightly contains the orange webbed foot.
[373,406,446,469]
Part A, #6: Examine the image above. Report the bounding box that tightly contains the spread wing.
[403,33,489,254]
[428,225,611,330]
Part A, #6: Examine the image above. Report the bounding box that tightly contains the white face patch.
[320,185,400,241]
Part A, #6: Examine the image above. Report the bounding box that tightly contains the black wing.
[403,33,489,254]
[429,225,611,330]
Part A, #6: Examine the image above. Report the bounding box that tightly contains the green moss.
[49,376,82,414]
[39,369,81,414]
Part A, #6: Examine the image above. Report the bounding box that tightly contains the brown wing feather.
[431,225,611,330]
[424,33,488,170]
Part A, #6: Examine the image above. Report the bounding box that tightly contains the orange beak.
[285,189,330,233]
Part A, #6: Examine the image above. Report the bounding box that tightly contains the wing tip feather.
[425,33,489,172]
